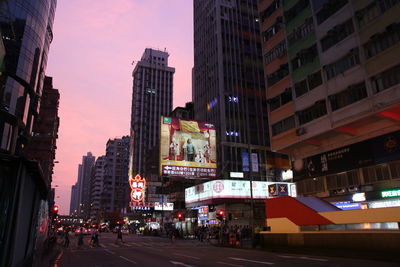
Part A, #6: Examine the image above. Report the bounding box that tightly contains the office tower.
[24,76,60,185]
[70,183,79,216]
[130,48,175,176]
[90,156,105,219]
[193,0,270,180]
[0,1,57,266]
[129,48,174,205]
[101,137,129,214]
[260,0,400,204]
[77,152,95,219]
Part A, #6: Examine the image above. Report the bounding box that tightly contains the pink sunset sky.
[46,0,193,214]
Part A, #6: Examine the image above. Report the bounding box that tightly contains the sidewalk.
[34,238,63,267]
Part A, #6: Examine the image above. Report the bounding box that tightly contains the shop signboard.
[154,202,174,211]
[332,202,362,210]
[185,180,296,204]
[381,188,400,198]
[293,130,400,181]
[129,174,146,202]
[251,153,259,172]
[160,117,217,178]
[242,152,249,172]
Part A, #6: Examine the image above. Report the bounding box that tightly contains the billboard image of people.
[160,116,217,178]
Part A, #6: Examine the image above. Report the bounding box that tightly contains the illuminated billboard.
[160,116,217,178]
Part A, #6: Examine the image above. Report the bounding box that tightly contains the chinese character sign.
[129,174,146,202]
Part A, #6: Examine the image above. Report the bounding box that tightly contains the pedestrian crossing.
[67,240,211,251]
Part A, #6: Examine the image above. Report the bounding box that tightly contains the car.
[121,228,129,235]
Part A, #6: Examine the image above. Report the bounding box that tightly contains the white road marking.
[216,261,244,267]
[229,257,274,265]
[170,261,195,267]
[278,255,328,262]
[299,256,328,262]
[174,253,200,260]
[120,256,137,264]
[103,249,115,255]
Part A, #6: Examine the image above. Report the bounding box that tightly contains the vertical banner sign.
[251,153,259,172]
[129,174,146,202]
[242,152,249,172]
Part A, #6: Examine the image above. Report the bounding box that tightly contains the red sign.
[129,174,146,202]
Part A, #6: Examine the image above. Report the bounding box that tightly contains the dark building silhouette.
[193,0,271,180]
[0,1,57,266]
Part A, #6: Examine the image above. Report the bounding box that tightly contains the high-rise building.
[24,76,60,185]
[0,1,57,265]
[129,48,175,206]
[260,0,400,204]
[90,156,105,219]
[77,152,95,219]
[70,183,79,216]
[101,137,130,215]
[130,48,175,176]
[193,0,270,179]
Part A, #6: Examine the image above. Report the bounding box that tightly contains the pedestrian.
[63,229,69,248]
[116,227,123,243]
[77,228,84,248]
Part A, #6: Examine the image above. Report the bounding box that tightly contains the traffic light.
[216,210,224,221]
[51,205,59,220]
[123,218,127,223]
[177,213,183,221]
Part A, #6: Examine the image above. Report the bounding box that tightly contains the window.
[321,19,354,51]
[363,164,390,183]
[364,23,400,58]
[294,70,322,98]
[296,177,325,194]
[298,100,327,125]
[262,17,283,42]
[269,88,293,111]
[356,0,400,27]
[284,0,309,24]
[327,170,360,190]
[264,41,286,64]
[287,18,314,46]
[317,0,348,25]
[260,0,280,22]
[329,82,367,111]
[307,70,322,90]
[325,48,360,80]
[294,80,308,97]
[389,161,400,178]
[267,63,289,86]
[271,116,295,136]
[291,44,318,70]
[371,64,400,93]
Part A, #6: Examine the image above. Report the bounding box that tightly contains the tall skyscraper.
[77,152,95,219]
[101,137,130,215]
[69,183,79,216]
[259,0,400,202]
[193,0,270,179]
[130,48,175,176]
[129,48,175,204]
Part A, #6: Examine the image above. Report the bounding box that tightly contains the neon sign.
[129,174,146,202]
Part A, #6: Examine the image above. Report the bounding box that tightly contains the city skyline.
[46,0,193,214]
